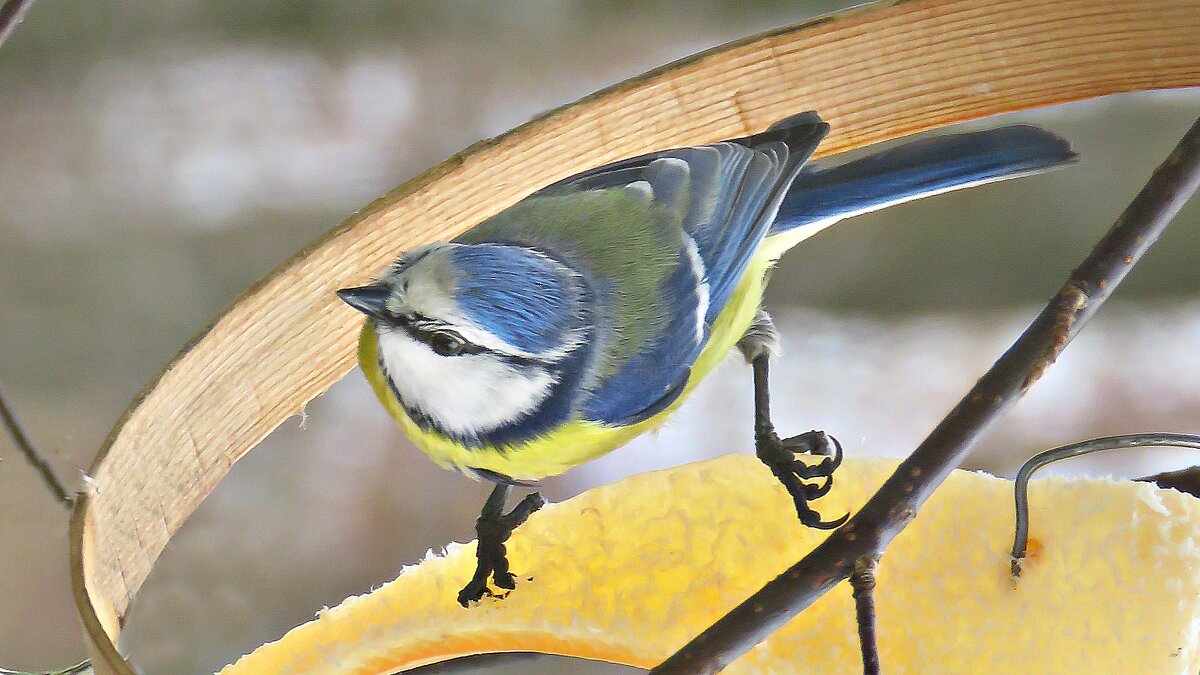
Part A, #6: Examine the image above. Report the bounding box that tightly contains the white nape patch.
[683,234,710,343]
[377,327,555,437]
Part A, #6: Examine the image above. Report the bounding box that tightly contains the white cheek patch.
[376,328,555,438]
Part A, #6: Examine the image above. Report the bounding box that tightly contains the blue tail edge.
[773,125,1078,232]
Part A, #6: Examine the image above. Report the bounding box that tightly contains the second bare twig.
[0,382,72,508]
[850,556,880,675]
[1138,464,1200,497]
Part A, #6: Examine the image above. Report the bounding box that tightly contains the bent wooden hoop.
[70,0,1200,672]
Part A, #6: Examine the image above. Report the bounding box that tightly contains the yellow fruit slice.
[221,455,1200,674]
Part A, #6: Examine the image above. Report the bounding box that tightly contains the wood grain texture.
[68,0,1200,672]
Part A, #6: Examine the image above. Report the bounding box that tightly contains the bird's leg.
[752,355,847,528]
[458,482,545,607]
[740,309,847,529]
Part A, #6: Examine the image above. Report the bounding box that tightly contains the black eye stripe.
[383,312,559,365]
[393,319,485,356]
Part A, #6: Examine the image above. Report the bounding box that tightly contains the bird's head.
[337,242,588,441]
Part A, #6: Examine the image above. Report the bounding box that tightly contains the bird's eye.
[430,331,466,357]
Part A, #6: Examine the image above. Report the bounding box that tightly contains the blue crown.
[449,244,581,355]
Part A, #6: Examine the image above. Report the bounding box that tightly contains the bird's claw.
[458,492,545,607]
[756,429,847,528]
[798,505,850,530]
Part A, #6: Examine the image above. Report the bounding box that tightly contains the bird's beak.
[337,285,390,321]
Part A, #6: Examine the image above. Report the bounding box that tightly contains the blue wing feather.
[773,125,1077,232]
[683,115,828,321]
[581,256,703,425]
[581,113,829,426]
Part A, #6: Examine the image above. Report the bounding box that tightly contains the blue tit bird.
[338,112,1076,605]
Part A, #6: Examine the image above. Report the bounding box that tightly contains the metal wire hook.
[1010,432,1200,577]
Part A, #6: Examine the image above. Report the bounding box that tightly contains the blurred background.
[1,1,1199,673]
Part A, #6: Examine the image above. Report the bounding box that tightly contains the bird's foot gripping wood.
[755,429,848,529]
[459,484,546,607]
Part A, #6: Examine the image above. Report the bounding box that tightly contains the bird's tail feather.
[771,125,1078,233]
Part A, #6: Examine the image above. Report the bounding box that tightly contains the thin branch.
[850,556,880,675]
[2,3,93,674]
[652,115,1200,674]
[1137,465,1200,497]
[0,382,72,508]
[0,1,64,508]
[1011,432,1200,576]
[0,0,34,50]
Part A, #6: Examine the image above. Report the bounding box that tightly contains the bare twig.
[0,5,90,674]
[0,0,34,50]
[652,116,1200,674]
[0,382,72,508]
[850,557,880,675]
[1137,464,1200,497]
[0,2,64,508]
[1011,432,1200,576]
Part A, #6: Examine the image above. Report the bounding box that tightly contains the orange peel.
[222,455,1200,673]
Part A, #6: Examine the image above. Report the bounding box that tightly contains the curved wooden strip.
[70,0,1200,672]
